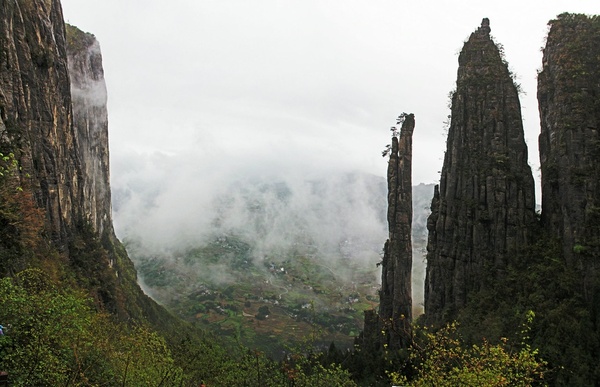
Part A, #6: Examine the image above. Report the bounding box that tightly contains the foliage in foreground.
[0,269,357,386]
[0,269,184,386]
[387,314,547,387]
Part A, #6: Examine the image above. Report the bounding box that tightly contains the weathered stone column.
[538,13,600,301]
[424,19,537,326]
[379,113,414,349]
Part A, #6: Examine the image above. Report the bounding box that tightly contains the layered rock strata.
[538,13,600,300]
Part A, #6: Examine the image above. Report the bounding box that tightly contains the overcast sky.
[61,0,599,198]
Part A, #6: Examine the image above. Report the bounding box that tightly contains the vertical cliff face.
[0,2,113,245]
[0,0,81,243]
[378,113,414,349]
[0,0,166,322]
[538,14,600,291]
[424,19,537,325]
[66,24,113,238]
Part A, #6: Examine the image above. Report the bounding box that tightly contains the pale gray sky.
[62,0,599,199]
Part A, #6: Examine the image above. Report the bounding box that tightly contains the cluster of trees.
[390,317,546,386]
[319,315,547,386]
[0,269,184,385]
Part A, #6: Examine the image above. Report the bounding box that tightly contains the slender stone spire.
[379,113,414,349]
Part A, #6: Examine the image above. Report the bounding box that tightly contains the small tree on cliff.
[382,113,409,157]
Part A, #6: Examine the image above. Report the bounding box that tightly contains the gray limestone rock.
[424,19,537,326]
[377,113,415,349]
[538,13,600,301]
[0,0,80,244]
[66,24,114,239]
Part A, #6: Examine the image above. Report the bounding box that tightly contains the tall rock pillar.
[538,14,600,299]
[379,113,414,349]
[424,19,537,326]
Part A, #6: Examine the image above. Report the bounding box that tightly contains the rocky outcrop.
[0,0,81,243]
[424,19,537,325]
[378,113,414,349]
[66,24,113,238]
[538,14,600,295]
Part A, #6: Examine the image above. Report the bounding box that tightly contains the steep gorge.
[4,2,600,383]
